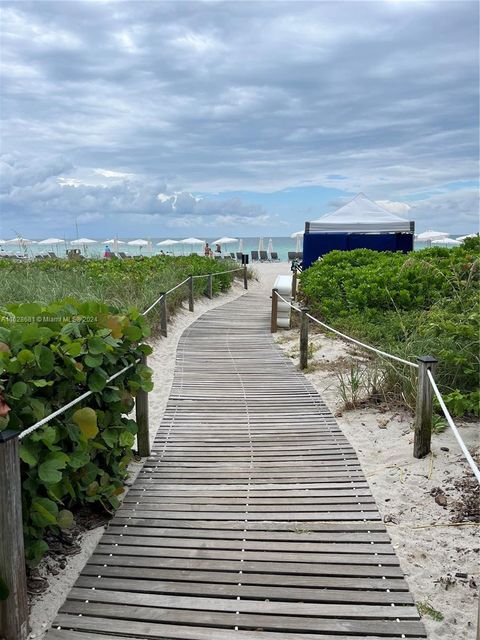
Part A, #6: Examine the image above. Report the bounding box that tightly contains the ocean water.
[0,236,462,262]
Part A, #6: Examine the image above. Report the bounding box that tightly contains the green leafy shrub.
[299,239,480,416]
[0,299,153,566]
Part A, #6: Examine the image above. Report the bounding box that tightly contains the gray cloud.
[0,0,478,234]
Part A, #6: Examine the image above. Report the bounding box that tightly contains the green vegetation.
[416,600,444,621]
[0,255,241,566]
[299,238,480,416]
[0,254,241,330]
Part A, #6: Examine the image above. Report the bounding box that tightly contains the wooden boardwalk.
[48,292,425,639]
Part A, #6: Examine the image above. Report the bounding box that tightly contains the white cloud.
[376,200,411,215]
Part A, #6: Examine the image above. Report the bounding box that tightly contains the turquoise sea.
[0,236,465,262]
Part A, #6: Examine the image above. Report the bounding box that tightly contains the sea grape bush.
[0,299,153,566]
[299,239,480,416]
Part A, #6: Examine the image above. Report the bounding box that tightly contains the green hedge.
[0,299,153,566]
[299,239,480,416]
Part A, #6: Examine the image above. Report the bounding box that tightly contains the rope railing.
[427,369,480,483]
[275,291,418,368]
[0,261,249,640]
[271,288,478,486]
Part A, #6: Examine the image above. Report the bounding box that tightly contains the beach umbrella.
[38,237,64,245]
[457,233,478,241]
[103,238,125,253]
[70,238,96,245]
[431,238,461,247]
[181,237,204,255]
[267,238,273,254]
[157,239,179,255]
[213,236,238,245]
[238,238,244,254]
[291,230,303,252]
[258,237,265,253]
[5,237,36,245]
[416,230,449,242]
[127,239,149,253]
[38,237,65,256]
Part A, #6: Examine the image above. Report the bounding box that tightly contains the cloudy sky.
[1,0,478,239]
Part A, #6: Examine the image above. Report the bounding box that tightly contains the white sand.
[30,262,478,638]
[274,323,479,639]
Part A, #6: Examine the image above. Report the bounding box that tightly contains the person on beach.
[104,244,112,258]
[215,243,222,254]
[204,243,211,256]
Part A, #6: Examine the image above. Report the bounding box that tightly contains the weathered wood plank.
[48,292,424,639]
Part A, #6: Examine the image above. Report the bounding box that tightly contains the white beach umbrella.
[70,238,97,245]
[181,237,204,244]
[237,238,244,254]
[5,237,36,245]
[457,233,478,241]
[38,237,64,245]
[416,230,449,242]
[103,238,125,245]
[291,230,303,253]
[127,239,149,253]
[181,237,204,255]
[213,236,238,245]
[267,238,273,254]
[258,237,265,253]
[431,238,461,247]
[157,239,178,255]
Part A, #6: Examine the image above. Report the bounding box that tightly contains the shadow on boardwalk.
[47,292,425,639]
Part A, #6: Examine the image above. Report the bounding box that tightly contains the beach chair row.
[250,250,281,262]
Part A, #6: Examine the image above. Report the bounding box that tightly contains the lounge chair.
[251,250,259,261]
[230,252,236,259]
[236,252,243,261]
[270,251,280,262]
[118,252,128,259]
[287,251,296,261]
[259,250,269,262]
[296,252,303,260]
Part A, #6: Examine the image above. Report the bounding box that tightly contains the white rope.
[211,267,244,276]
[165,278,190,294]
[19,361,138,440]
[427,369,480,484]
[141,293,165,316]
[275,291,418,369]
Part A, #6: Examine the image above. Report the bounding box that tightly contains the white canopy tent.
[308,193,413,233]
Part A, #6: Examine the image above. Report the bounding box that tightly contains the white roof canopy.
[308,193,413,233]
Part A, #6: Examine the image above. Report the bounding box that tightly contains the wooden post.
[300,307,309,370]
[0,431,29,640]
[160,293,167,337]
[136,353,150,457]
[188,275,194,312]
[292,270,297,301]
[270,288,278,333]
[413,355,438,459]
[243,264,248,290]
[207,274,213,299]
